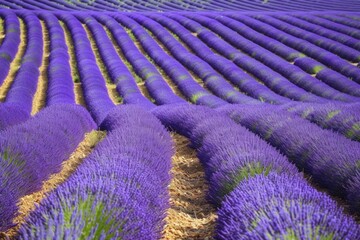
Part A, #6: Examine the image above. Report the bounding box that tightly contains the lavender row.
[180,13,359,103]
[217,171,360,239]
[4,12,42,114]
[167,13,325,103]
[0,11,20,85]
[2,0,360,11]
[269,14,360,62]
[152,104,360,239]
[146,13,289,105]
[0,12,30,130]
[20,105,172,239]
[113,13,227,106]
[319,13,360,32]
[98,14,185,106]
[274,14,360,52]
[122,13,238,106]
[0,104,95,231]
[281,102,360,142]
[295,14,360,41]
[80,14,155,110]
[38,12,75,106]
[206,13,360,99]
[242,14,360,84]
[57,13,115,125]
[218,104,360,212]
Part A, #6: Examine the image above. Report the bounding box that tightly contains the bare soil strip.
[103,25,153,101]
[0,18,26,102]
[83,23,122,105]
[60,21,87,108]
[31,20,49,115]
[163,133,216,240]
[0,18,5,45]
[2,131,106,239]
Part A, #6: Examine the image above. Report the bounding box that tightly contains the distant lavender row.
[170,13,341,103]
[240,13,360,84]
[0,11,20,86]
[4,12,42,114]
[96,14,185,106]
[145,13,285,105]
[80,14,155,110]
[1,0,360,11]
[128,13,259,106]
[218,104,360,212]
[20,105,172,239]
[152,104,360,239]
[122,12,227,106]
[279,14,360,52]
[0,104,95,231]
[39,12,75,106]
[110,14,188,105]
[199,13,360,100]
[57,13,115,125]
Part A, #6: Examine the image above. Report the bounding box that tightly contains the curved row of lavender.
[4,11,42,113]
[281,102,360,142]
[0,0,360,11]
[0,104,95,231]
[208,13,360,96]
[97,13,228,107]
[0,11,39,130]
[19,105,173,239]
[142,13,328,104]
[152,104,360,239]
[56,13,115,125]
[140,13,291,105]
[77,14,155,110]
[111,13,232,107]
[218,104,360,212]
[181,12,360,102]
[0,11,19,86]
[38,12,75,106]
[92,14,186,106]
[123,13,259,106]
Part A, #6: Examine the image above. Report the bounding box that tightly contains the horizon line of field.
[1,0,360,13]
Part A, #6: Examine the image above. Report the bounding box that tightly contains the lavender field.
[1,0,360,239]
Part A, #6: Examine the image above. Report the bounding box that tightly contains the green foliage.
[0,149,24,187]
[301,108,314,118]
[221,162,272,199]
[282,227,334,240]
[191,92,207,103]
[326,110,340,121]
[73,73,80,83]
[0,52,11,62]
[62,195,125,240]
[312,65,324,74]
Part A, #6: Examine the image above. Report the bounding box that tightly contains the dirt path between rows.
[163,133,216,240]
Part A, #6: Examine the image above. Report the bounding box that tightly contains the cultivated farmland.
[1,0,360,239]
